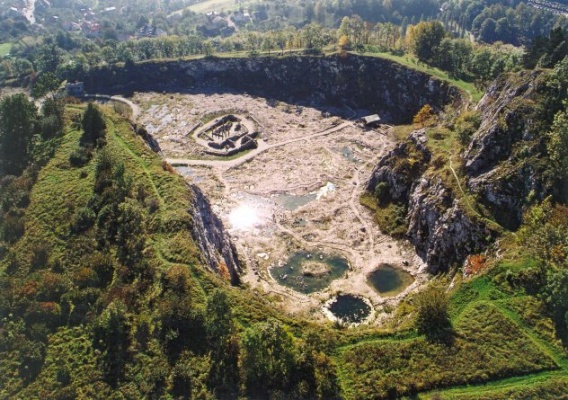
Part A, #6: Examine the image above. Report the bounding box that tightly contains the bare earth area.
[133,91,428,324]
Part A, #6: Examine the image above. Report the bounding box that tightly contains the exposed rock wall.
[464,70,556,229]
[367,69,564,272]
[188,184,241,284]
[367,129,430,202]
[367,130,492,273]
[406,178,492,273]
[81,54,462,123]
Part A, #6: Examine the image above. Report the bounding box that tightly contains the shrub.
[69,146,91,167]
[373,182,390,205]
[414,284,452,341]
[71,206,96,233]
[1,213,25,243]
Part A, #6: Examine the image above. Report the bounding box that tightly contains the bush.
[81,103,106,146]
[1,213,25,243]
[69,146,91,167]
[71,206,96,233]
[373,182,390,205]
[414,284,453,341]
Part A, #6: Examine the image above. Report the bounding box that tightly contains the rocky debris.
[82,54,463,124]
[188,184,241,284]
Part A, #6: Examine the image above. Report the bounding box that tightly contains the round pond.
[270,251,349,294]
[367,264,414,297]
[327,294,371,324]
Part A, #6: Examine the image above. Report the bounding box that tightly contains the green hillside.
[1,101,567,399]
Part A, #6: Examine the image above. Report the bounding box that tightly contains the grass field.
[363,51,484,103]
[0,43,12,57]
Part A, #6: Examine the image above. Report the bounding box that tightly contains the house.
[137,25,167,39]
[66,82,84,96]
[197,14,234,37]
[361,114,381,127]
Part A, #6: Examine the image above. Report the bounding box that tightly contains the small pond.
[327,294,371,323]
[270,251,349,294]
[273,193,317,211]
[367,264,414,297]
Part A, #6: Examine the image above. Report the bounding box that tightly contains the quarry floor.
[133,90,428,324]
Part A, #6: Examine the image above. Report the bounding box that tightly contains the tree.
[240,319,297,395]
[415,284,452,341]
[547,108,568,202]
[0,94,38,175]
[301,23,325,53]
[31,72,60,99]
[337,34,351,53]
[40,96,65,139]
[407,21,446,63]
[205,290,239,395]
[115,200,145,268]
[93,301,131,386]
[81,103,106,146]
[546,269,568,345]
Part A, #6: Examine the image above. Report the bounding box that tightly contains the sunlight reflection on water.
[228,204,261,230]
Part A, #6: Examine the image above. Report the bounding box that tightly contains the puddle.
[367,264,414,297]
[273,193,317,211]
[339,146,360,163]
[173,166,203,182]
[327,294,371,323]
[270,251,349,294]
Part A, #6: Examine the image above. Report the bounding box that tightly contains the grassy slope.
[0,42,12,57]
[361,51,483,103]
[0,105,287,397]
[1,97,566,397]
[333,263,568,399]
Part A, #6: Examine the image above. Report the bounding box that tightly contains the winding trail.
[349,164,375,253]
[82,94,141,120]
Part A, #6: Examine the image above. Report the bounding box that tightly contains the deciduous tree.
[0,94,38,175]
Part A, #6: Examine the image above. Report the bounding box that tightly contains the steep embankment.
[464,70,562,229]
[80,54,462,124]
[367,130,495,273]
[366,68,567,272]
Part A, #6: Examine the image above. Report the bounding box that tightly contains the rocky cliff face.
[367,130,493,273]
[188,184,241,284]
[367,69,565,272]
[406,178,493,273]
[463,70,557,230]
[367,129,430,202]
[82,54,462,123]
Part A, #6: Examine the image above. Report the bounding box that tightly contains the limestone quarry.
[133,90,428,323]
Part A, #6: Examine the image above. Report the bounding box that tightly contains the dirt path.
[165,121,352,170]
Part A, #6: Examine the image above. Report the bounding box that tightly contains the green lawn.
[184,0,259,13]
